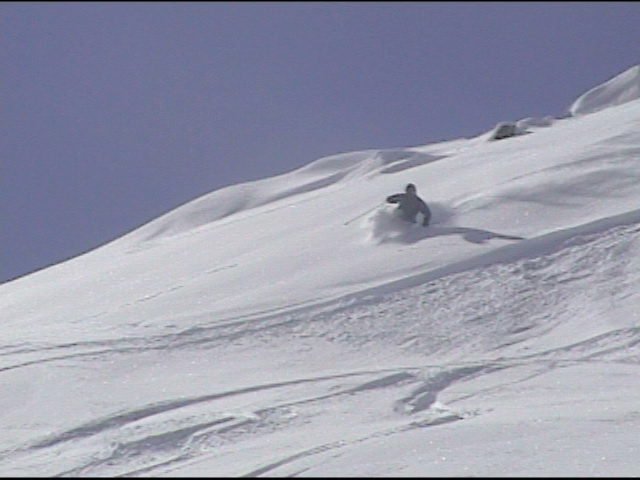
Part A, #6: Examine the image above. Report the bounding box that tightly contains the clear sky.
[2,2,639,283]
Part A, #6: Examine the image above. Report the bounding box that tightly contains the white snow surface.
[570,64,640,116]
[2,66,640,477]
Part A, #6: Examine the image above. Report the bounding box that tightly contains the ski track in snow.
[3,209,638,370]
[1,211,639,476]
[0,367,469,476]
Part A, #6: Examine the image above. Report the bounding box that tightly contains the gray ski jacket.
[386,191,431,225]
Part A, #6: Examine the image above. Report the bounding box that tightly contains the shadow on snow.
[366,203,524,246]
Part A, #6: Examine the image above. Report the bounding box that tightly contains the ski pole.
[343,202,385,226]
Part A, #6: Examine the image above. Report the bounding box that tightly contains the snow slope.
[570,64,640,116]
[1,65,640,476]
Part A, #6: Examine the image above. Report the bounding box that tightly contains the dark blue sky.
[2,2,639,283]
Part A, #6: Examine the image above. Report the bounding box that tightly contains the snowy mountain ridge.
[1,65,639,476]
[126,65,640,244]
[570,64,640,116]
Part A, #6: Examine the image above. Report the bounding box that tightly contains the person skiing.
[386,183,431,226]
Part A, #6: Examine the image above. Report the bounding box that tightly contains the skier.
[386,183,431,226]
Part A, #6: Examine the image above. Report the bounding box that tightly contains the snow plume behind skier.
[361,183,433,245]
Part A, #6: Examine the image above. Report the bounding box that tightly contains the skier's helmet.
[405,183,416,193]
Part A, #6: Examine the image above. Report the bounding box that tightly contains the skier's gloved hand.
[422,219,429,227]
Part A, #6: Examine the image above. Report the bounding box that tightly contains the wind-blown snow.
[1,66,640,476]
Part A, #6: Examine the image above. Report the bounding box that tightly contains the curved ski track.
[0,212,639,476]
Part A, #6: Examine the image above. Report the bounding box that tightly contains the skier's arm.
[386,193,403,204]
